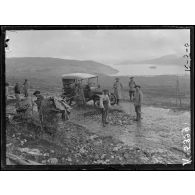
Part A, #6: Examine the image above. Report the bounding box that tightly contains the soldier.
[75,83,86,106]
[33,91,60,137]
[23,79,30,97]
[129,77,136,102]
[39,97,61,137]
[133,85,143,121]
[33,91,45,132]
[113,78,123,105]
[100,89,111,127]
[33,91,44,112]
[14,82,21,107]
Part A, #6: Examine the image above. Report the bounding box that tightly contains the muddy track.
[70,102,191,164]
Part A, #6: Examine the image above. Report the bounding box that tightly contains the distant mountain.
[6,57,118,79]
[118,55,185,66]
[5,57,190,95]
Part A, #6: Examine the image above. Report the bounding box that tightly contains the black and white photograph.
[1,26,194,170]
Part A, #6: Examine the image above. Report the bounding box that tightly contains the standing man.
[113,78,123,105]
[75,83,86,106]
[33,90,44,112]
[133,85,143,121]
[23,79,30,97]
[14,82,21,106]
[100,89,111,127]
[129,77,136,102]
[33,91,45,133]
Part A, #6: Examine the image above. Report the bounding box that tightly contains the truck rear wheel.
[109,93,116,105]
[94,97,100,108]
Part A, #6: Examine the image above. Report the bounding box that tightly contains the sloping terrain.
[6,57,118,79]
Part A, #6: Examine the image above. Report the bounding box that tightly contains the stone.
[41,160,47,164]
[67,157,72,162]
[94,154,99,160]
[48,158,58,165]
[18,147,42,156]
[124,153,129,159]
[43,153,50,157]
[80,147,86,154]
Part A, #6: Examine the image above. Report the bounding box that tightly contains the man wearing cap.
[129,77,136,102]
[33,91,44,111]
[133,85,143,121]
[113,78,123,105]
[100,89,111,127]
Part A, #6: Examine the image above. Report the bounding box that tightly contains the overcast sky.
[6,29,190,65]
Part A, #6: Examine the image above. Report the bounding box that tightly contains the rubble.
[6,102,184,165]
[6,116,153,165]
[48,158,58,165]
[83,108,133,126]
[18,148,42,156]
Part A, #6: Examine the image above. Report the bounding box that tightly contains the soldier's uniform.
[129,79,136,101]
[134,89,143,121]
[100,91,111,126]
[39,98,61,136]
[113,80,123,105]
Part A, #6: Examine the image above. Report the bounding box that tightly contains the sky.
[6,29,190,65]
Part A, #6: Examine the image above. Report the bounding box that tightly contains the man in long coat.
[113,78,123,105]
[23,79,30,97]
[133,85,143,121]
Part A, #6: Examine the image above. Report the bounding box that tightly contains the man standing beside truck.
[113,78,123,105]
[129,77,136,102]
[100,89,111,127]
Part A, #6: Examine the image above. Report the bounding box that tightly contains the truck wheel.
[94,99,100,108]
[110,93,116,105]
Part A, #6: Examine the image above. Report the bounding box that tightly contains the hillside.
[6,57,190,107]
[6,57,118,79]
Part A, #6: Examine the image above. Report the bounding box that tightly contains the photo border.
[1,25,194,171]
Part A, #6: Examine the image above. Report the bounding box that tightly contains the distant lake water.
[111,64,188,76]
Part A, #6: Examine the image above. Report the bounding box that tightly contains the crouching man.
[100,89,111,127]
[133,85,143,121]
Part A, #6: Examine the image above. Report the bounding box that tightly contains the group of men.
[7,76,143,130]
[8,80,69,136]
[100,77,143,126]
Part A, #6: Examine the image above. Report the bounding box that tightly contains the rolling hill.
[6,57,190,97]
[6,57,118,79]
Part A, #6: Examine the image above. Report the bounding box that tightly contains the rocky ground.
[6,100,191,165]
[6,119,153,165]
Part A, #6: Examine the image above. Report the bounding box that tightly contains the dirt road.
[71,102,191,164]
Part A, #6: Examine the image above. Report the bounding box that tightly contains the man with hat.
[33,90,44,112]
[100,89,111,127]
[113,78,123,105]
[133,85,143,121]
[129,77,136,102]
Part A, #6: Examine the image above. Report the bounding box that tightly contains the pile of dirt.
[83,108,133,126]
[6,118,152,165]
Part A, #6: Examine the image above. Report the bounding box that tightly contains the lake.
[112,64,189,76]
